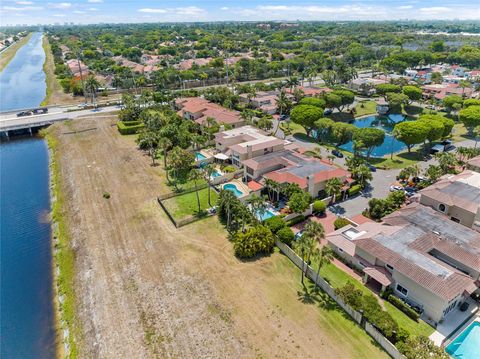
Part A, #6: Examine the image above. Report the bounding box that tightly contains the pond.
[339,114,410,157]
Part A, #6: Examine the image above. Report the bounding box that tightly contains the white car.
[389,185,403,192]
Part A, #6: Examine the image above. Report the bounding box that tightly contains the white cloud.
[419,7,450,13]
[53,13,66,17]
[2,5,42,11]
[48,2,71,9]
[138,8,167,14]
[16,1,34,4]
[138,6,205,17]
[220,7,229,11]
[73,10,85,14]
[397,5,413,10]
[87,7,98,11]
[87,0,103,3]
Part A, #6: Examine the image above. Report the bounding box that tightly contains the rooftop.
[216,126,285,154]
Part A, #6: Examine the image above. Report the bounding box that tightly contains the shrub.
[388,295,420,321]
[285,215,305,227]
[117,121,144,135]
[277,227,295,246]
[312,200,326,215]
[334,217,351,230]
[348,184,361,196]
[233,225,274,258]
[264,216,287,234]
[103,191,111,199]
[223,165,236,173]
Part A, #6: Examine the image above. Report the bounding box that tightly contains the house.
[175,97,244,128]
[451,65,466,77]
[467,155,480,173]
[418,170,480,232]
[348,77,385,95]
[65,59,89,77]
[422,83,474,101]
[285,86,331,97]
[239,91,290,114]
[243,150,351,197]
[176,57,212,70]
[215,126,286,167]
[327,203,480,325]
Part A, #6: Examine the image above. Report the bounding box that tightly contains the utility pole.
[76,49,87,104]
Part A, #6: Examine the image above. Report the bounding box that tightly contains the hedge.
[277,227,295,246]
[313,200,326,214]
[388,295,420,322]
[348,184,362,196]
[265,216,287,233]
[334,217,351,230]
[117,121,144,135]
[285,214,305,227]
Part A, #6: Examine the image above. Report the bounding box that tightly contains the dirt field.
[52,115,388,359]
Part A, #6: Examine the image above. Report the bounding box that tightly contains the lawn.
[368,150,425,170]
[162,187,218,219]
[355,100,377,117]
[317,261,434,338]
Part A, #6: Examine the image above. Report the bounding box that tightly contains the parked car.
[16,111,32,117]
[323,108,333,115]
[390,185,403,192]
[404,186,417,193]
[332,149,343,158]
[279,114,289,121]
[366,163,377,172]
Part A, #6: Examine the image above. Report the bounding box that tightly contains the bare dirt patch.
[52,115,387,359]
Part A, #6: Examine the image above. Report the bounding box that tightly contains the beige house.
[327,203,480,325]
[419,170,480,232]
[215,126,286,167]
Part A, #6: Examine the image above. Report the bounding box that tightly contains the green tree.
[168,146,194,189]
[85,75,101,104]
[418,118,444,149]
[330,122,357,146]
[352,128,385,159]
[459,106,480,136]
[277,227,295,246]
[303,220,325,245]
[325,177,343,203]
[393,121,428,153]
[375,83,401,99]
[290,104,323,136]
[312,246,334,293]
[330,90,355,112]
[202,164,216,206]
[351,164,373,188]
[299,97,325,108]
[442,95,463,114]
[418,114,454,138]
[424,165,443,183]
[293,234,316,285]
[189,168,202,213]
[287,192,311,214]
[386,92,409,109]
[234,225,274,258]
[256,116,273,132]
[136,129,159,166]
[435,152,458,174]
[402,86,422,104]
[464,99,480,108]
[397,336,449,359]
[313,117,334,142]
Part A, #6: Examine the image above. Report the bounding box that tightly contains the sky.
[1,0,480,26]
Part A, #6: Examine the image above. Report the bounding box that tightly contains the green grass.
[0,32,32,71]
[162,187,218,219]
[43,129,79,358]
[316,261,434,337]
[368,150,425,170]
[355,100,377,117]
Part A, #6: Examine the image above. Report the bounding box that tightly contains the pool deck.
[222,179,250,198]
[429,297,479,346]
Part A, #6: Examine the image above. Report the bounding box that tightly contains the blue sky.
[2,1,480,25]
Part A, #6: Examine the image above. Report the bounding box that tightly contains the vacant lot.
[51,114,387,358]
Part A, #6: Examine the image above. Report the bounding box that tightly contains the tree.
[312,246,333,293]
[303,220,325,245]
[158,137,172,181]
[313,117,334,142]
[287,192,311,214]
[464,99,480,108]
[351,164,373,189]
[264,216,287,234]
[393,121,428,153]
[418,118,444,149]
[375,83,401,99]
[330,122,357,146]
[168,146,194,189]
[290,105,323,136]
[293,234,316,285]
[136,129,159,166]
[217,190,240,231]
[277,227,295,246]
[189,168,202,213]
[234,225,274,258]
[418,114,454,138]
[397,336,449,359]
[402,86,422,104]
[256,116,273,132]
[386,92,409,109]
[435,152,458,174]
[85,75,101,104]
[442,95,463,114]
[246,194,268,223]
[352,128,385,159]
[275,90,292,115]
[299,97,325,108]
[286,76,300,92]
[430,72,442,84]
[202,164,215,206]
[325,177,343,203]
[323,92,342,111]
[459,106,480,136]
[330,90,355,112]
[459,79,472,98]
[424,165,443,183]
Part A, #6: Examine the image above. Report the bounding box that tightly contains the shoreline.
[0,33,32,72]
[43,129,79,358]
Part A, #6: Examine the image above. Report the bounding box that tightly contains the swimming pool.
[211,170,222,178]
[195,152,207,161]
[223,184,243,197]
[446,321,480,359]
[256,209,276,221]
[338,114,411,157]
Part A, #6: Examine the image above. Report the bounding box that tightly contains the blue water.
[338,114,410,157]
[195,152,207,161]
[224,183,243,197]
[211,170,222,178]
[257,209,275,221]
[0,138,56,359]
[0,32,46,111]
[446,322,480,359]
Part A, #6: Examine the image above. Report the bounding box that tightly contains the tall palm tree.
[286,76,300,92]
[312,246,334,293]
[293,234,316,285]
[189,168,202,213]
[264,178,275,202]
[219,190,237,230]
[325,177,343,204]
[303,220,325,246]
[246,194,267,222]
[202,164,215,206]
[158,137,172,169]
[85,75,101,105]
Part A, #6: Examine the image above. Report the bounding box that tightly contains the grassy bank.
[41,36,71,106]
[0,33,32,72]
[42,129,79,358]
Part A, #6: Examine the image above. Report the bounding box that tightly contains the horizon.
[1,0,480,26]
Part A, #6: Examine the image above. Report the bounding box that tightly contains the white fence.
[276,239,406,359]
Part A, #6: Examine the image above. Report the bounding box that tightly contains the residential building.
[286,86,332,97]
[243,150,351,197]
[175,97,245,128]
[176,57,212,70]
[327,203,480,325]
[65,59,89,77]
[422,83,475,101]
[418,170,480,232]
[239,90,282,114]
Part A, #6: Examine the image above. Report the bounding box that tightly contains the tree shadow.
[328,204,346,215]
[327,112,354,123]
[404,105,423,116]
[293,133,318,144]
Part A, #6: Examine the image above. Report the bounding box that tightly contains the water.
[446,321,480,358]
[339,114,410,157]
[256,209,276,221]
[0,32,46,111]
[223,183,243,197]
[0,138,56,358]
[195,152,207,161]
[1,31,56,358]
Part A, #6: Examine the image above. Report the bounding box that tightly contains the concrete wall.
[420,195,475,228]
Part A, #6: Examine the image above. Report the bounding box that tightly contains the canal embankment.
[0,32,32,72]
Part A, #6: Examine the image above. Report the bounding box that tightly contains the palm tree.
[158,137,172,182]
[303,220,325,247]
[202,164,215,206]
[286,76,300,92]
[264,178,275,202]
[351,164,372,189]
[293,234,316,285]
[325,177,343,204]
[85,75,101,105]
[199,72,208,87]
[219,190,237,231]
[189,168,202,213]
[312,247,334,293]
[246,194,267,222]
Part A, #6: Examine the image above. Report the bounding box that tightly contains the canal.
[0,32,57,358]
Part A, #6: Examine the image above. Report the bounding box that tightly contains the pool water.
[195,152,207,161]
[446,321,480,359]
[257,209,275,221]
[338,114,411,157]
[223,184,243,197]
[211,170,222,178]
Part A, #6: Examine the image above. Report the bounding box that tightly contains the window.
[246,167,254,176]
[338,248,344,253]
[451,217,460,223]
[396,284,408,296]
[386,264,394,271]
[438,203,446,212]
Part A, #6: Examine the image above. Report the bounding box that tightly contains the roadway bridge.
[0,104,121,138]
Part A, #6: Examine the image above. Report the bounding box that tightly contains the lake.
[1,31,56,358]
